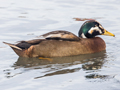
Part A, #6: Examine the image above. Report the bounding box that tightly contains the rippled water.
[0,0,120,90]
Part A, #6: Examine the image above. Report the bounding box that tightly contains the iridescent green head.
[78,20,115,38]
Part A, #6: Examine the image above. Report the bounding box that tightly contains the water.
[0,0,120,90]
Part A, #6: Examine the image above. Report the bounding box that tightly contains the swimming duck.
[3,20,115,58]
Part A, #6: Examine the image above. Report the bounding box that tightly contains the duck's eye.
[95,25,98,27]
[89,26,102,34]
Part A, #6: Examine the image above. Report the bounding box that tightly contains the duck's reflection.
[15,51,106,67]
[10,50,111,79]
[4,50,114,80]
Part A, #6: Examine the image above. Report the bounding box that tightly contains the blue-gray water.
[0,0,120,90]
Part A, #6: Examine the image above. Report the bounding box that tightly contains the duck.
[3,20,115,58]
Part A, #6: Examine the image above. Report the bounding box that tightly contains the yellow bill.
[102,29,115,37]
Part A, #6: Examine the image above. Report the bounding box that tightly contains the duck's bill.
[102,29,115,37]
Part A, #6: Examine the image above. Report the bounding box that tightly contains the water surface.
[0,0,120,90]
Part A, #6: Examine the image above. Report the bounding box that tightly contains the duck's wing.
[38,30,80,41]
[3,39,45,50]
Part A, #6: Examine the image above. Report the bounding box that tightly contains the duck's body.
[3,20,115,58]
[4,37,105,57]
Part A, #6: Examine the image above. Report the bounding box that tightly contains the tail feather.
[3,42,22,50]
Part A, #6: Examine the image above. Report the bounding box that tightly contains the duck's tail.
[3,42,22,50]
[3,42,28,57]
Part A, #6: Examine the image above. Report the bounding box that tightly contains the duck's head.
[78,20,115,38]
